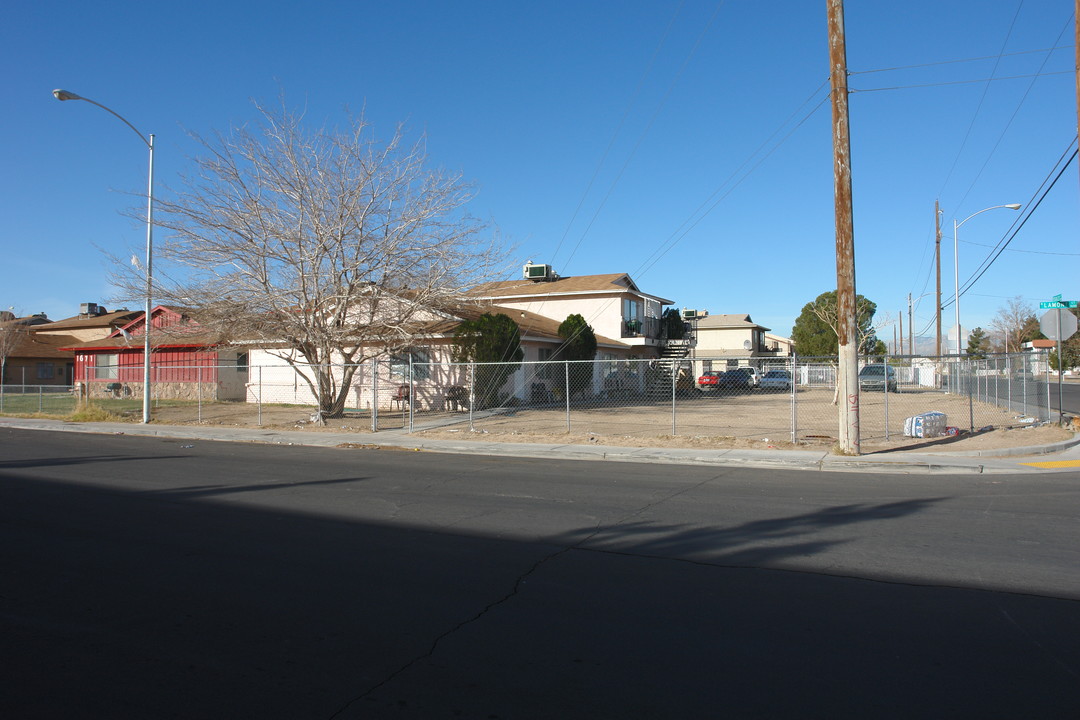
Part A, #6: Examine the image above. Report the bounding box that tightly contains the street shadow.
[4,440,1077,720]
[147,475,374,498]
[562,497,949,564]
[0,454,189,469]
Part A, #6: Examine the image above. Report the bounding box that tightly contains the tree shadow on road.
[560,497,950,567]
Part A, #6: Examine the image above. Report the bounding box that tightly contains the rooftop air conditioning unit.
[523,262,553,281]
[80,302,99,316]
[682,308,706,320]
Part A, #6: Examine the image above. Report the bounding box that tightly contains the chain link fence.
[0,385,78,415]
[241,351,1052,442]
[6,352,1053,443]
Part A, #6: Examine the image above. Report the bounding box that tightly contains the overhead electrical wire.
[850,70,1072,93]
[848,44,1075,75]
[547,0,686,268]
[561,0,727,271]
[956,141,1078,298]
[910,135,1076,338]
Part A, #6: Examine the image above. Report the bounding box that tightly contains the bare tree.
[989,296,1037,353]
[116,100,507,417]
[0,318,29,386]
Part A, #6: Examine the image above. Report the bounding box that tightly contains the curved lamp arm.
[53,89,152,149]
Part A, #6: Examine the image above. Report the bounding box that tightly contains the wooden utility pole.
[935,200,942,357]
[828,0,859,455]
[1076,0,1079,197]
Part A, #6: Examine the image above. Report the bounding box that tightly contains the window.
[537,346,555,379]
[95,353,118,380]
[390,348,432,380]
[622,298,640,321]
[37,363,55,380]
[236,352,249,373]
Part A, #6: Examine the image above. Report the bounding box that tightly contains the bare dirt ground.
[141,387,1075,455]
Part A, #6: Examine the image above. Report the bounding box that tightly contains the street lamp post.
[54,89,155,424]
[953,203,1021,355]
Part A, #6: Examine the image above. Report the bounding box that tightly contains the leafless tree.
[115,100,507,417]
[803,298,890,406]
[0,318,29,386]
[989,296,1038,353]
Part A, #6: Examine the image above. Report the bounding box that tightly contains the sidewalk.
[4,415,1079,474]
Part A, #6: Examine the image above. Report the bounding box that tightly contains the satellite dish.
[743,340,752,350]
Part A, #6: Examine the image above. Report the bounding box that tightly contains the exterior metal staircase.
[645,336,694,398]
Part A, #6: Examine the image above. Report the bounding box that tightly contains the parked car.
[716,367,755,392]
[698,370,724,393]
[759,369,793,392]
[858,364,898,392]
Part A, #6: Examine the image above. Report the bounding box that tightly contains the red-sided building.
[62,306,248,401]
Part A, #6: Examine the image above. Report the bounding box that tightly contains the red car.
[698,371,723,392]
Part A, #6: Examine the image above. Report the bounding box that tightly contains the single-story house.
[62,306,248,401]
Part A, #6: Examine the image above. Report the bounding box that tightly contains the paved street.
[3,428,1080,718]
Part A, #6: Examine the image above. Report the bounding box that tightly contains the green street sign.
[1040,300,1078,309]
[1052,293,1062,302]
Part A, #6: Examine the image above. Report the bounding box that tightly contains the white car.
[759,369,792,392]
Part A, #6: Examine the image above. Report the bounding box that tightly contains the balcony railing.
[622,317,662,339]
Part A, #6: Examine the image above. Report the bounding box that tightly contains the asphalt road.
[3,428,1080,719]
[969,376,1080,418]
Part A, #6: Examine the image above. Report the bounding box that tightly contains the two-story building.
[687,312,789,378]
[468,263,676,365]
[242,263,681,410]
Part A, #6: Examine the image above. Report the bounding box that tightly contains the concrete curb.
[923,431,1080,458]
[1,417,1077,475]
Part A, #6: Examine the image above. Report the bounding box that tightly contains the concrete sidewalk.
[2,416,1078,474]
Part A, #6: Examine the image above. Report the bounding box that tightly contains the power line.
[635,85,831,278]
[957,142,1078,297]
[851,70,1072,93]
[561,0,727,271]
[548,1,686,267]
[959,240,1080,256]
[849,45,1076,75]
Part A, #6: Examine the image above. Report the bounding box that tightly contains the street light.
[54,89,155,424]
[953,203,1021,355]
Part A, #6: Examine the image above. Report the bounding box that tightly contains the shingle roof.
[4,332,82,359]
[39,310,141,331]
[470,273,672,304]
[696,314,771,332]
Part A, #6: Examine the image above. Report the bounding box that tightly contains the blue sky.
[3,1,1076,347]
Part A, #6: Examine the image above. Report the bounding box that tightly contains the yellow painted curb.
[1020,459,1080,469]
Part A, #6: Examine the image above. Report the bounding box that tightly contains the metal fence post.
[371,359,379,432]
[468,362,475,431]
[790,354,798,444]
[1045,350,1052,422]
[564,361,571,432]
[408,357,414,433]
[671,360,677,436]
[883,351,890,441]
[966,359,974,431]
[258,365,263,426]
[39,385,43,413]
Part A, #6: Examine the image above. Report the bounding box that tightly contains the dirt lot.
[141,387,1074,455]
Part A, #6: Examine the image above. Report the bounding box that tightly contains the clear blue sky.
[3,1,1076,347]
